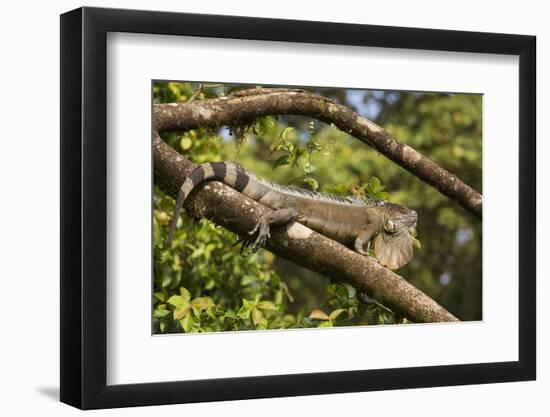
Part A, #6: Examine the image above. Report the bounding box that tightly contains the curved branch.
[153,133,459,323]
[154,88,482,219]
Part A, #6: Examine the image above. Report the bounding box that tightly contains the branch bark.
[153,133,459,323]
[154,88,482,219]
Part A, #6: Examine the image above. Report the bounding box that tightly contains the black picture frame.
[60,6,536,410]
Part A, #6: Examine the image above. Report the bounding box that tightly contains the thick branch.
[154,133,459,323]
[154,88,482,219]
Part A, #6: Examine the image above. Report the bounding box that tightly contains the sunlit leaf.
[167,295,184,307]
[179,287,191,302]
[191,297,215,311]
[173,303,191,320]
[303,177,319,191]
[329,308,347,322]
[180,137,193,150]
[272,155,290,170]
[257,301,277,311]
[251,307,263,326]
[342,283,357,299]
[280,127,295,141]
[259,116,276,135]
[303,162,316,174]
[309,309,330,321]
[180,312,195,332]
[153,291,166,302]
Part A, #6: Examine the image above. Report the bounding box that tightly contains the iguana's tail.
[167,161,248,247]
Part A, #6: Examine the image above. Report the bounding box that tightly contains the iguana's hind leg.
[244,207,299,255]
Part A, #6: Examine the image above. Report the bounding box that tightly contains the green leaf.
[342,283,357,299]
[237,299,253,320]
[372,191,390,201]
[303,162,316,174]
[308,138,322,152]
[168,82,182,98]
[153,291,166,302]
[161,274,171,288]
[153,308,170,319]
[367,176,386,197]
[280,127,295,141]
[272,154,290,170]
[258,116,276,135]
[288,147,306,170]
[369,176,381,190]
[240,275,255,285]
[224,310,238,320]
[251,307,263,326]
[160,251,171,264]
[167,295,184,307]
[256,317,268,330]
[257,301,278,311]
[326,282,348,299]
[191,297,215,311]
[190,246,205,259]
[325,183,348,196]
[180,137,193,150]
[294,146,307,158]
[329,308,347,321]
[179,287,191,302]
[173,302,191,320]
[276,141,294,153]
[180,312,195,332]
[303,177,319,191]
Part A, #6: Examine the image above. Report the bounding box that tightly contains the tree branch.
[154,88,482,219]
[153,133,459,323]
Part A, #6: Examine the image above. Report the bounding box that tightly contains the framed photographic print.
[60,6,536,409]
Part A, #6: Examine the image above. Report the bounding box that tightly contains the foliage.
[152,81,482,333]
[154,188,297,333]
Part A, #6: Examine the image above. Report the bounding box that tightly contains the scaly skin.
[168,161,418,270]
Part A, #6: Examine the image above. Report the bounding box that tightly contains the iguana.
[167,161,418,270]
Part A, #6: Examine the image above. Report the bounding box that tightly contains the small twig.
[188,83,203,102]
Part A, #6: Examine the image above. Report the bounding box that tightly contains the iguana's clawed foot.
[245,217,270,255]
[356,247,368,256]
[355,241,372,256]
[233,236,252,255]
[234,217,271,256]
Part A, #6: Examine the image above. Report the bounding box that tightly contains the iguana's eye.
[385,219,396,232]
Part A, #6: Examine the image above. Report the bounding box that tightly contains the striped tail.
[167,161,249,247]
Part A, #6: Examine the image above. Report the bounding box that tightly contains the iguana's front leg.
[354,223,381,255]
[246,206,299,253]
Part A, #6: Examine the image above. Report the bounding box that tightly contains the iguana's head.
[373,203,418,270]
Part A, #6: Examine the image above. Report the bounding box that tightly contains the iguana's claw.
[242,217,271,256]
[248,223,259,235]
[250,229,269,251]
[355,241,371,256]
[233,236,252,255]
